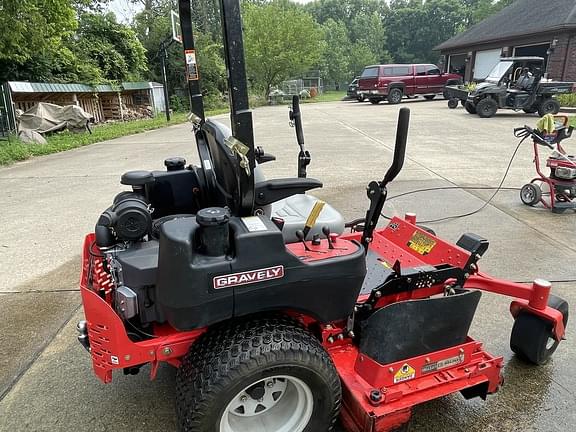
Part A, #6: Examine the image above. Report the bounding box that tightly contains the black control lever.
[322,226,335,250]
[361,108,410,252]
[295,230,312,251]
[289,96,311,178]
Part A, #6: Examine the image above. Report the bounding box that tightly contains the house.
[435,0,576,82]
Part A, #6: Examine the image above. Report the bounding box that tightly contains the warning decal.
[394,363,416,384]
[407,231,436,255]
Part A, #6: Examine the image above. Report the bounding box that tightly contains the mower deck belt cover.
[155,215,366,330]
[360,290,481,364]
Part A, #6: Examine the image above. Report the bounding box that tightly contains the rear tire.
[387,88,403,104]
[424,95,436,101]
[538,98,560,117]
[476,98,498,118]
[520,183,542,206]
[357,95,365,102]
[464,101,477,114]
[510,295,568,365]
[176,315,341,432]
[369,98,381,105]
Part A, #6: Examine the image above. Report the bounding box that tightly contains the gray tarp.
[18,102,92,134]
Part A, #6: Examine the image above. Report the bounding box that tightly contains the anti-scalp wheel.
[510,294,568,365]
[176,315,341,432]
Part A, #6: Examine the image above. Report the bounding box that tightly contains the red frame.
[527,116,576,210]
[79,214,565,431]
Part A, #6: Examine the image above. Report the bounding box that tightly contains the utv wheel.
[520,183,542,206]
[538,99,560,117]
[447,99,459,109]
[387,88,403,104]
[369,98,381,105]
[424,95,436,101]
[357,95,365,102]
[510,294,568,365]
[464,101,477,114]
[176,316,341,432]
[476,98,498,118]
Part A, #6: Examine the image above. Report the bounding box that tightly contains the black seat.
[200,119,323,212]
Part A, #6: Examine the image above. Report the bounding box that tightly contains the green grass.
[570,117,576,127]
[0,92,345,167]
[303,91,346,103]
[0,109,228,166]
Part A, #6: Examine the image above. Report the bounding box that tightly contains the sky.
[109,0,315,23]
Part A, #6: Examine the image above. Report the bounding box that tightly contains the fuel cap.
[196,207,230,226]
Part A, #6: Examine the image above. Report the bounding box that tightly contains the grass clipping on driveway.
[0,112,194,166]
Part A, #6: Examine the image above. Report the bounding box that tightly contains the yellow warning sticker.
[407,231,436,255]
[394,363,416,384]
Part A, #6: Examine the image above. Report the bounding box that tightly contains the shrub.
[557,93,576,107]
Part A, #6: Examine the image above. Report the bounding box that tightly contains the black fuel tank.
[155,215,366,330]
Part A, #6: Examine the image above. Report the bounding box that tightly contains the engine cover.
[554,166,576,180]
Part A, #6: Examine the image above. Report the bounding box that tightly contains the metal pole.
[160,42,171,121]
[219,0,255,214]
[179,0,205,121]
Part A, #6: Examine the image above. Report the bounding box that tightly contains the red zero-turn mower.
[517,116,576,213]
[77,1,568,431]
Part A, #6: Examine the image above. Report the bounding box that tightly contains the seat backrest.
[201,119,245,213]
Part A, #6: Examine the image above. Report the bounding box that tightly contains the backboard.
[171,10,182,43]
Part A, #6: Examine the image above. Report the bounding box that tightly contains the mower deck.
[80,213,564,431]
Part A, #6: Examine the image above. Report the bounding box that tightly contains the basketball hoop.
[171,10,182,43]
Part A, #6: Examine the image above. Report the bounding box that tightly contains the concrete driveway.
[0,99,574,431]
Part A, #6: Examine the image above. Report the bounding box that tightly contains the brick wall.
[548,31,576,81]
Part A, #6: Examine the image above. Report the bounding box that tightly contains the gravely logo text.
[213,265,284,289]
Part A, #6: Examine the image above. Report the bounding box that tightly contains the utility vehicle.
[77,2,568,431]
[457,57,574,118]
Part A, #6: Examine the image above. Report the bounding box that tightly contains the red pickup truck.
[357,64,462,104]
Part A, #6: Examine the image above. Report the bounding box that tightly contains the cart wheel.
[538,99,561,117]
[464,101,477,114]
[510,295,568,365]
[476,98,498,118]
[447,99,459,109]
[176,315,341,432]
[520,183,542,206]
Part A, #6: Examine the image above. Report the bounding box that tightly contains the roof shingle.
[436,0,576,51]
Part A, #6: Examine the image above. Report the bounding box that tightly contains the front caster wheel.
[176,316,341,432]
[510,294,568,365]
[447,98,459,109]
[520,183,542,206]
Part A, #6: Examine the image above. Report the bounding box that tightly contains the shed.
[0,81,167,134]
[435,0,576,82]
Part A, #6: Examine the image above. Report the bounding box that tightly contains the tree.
[243,1,324,97]
[0,0,76,64]
[73,13,148,82]
[385,0,464,64]
[320,19,352,85]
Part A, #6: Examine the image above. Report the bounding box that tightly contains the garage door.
[473,49,501,79]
